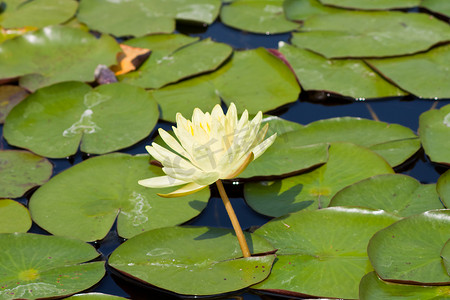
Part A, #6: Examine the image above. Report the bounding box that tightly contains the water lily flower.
[138,103,276,198]
[139,103,276,258]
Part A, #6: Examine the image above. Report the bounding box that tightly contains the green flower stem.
[216,179,251,258]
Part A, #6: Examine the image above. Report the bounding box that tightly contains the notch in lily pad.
[4,82,159,158]
[109,226,276,296]
[245,142,394,217]
[0,25,121,92]
[252,207,399,299]
[29,153,210,241]
[0,233,105,299]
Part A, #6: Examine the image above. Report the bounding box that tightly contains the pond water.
[0,19,449,300]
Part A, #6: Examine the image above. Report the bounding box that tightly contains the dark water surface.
[0,20,449,300]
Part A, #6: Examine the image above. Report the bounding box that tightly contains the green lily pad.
[152,48,300,120]
[0,233,105,299]
[210,48,300,114]
[278,42,406,99]
[109,226,275,296]
[66,293,127,299]
[283,0,345,21]
[0,25,120,92]
[319,0,420,10]
[329,174,445,217]
[151,76,221,123]
[4,81,158,158]
[252,207,399,299]
[253,117,419,167]
[291,11,450,58]
[437,170,450,208]
[0,150,53,198]
[239,116,328,179]
[119,38,233,89]
[442,239,450,277]
[0,85,28,123]
[418,104,450,165]
[245,142,394,217]
[29,153,210,241]
[422,0,450,18]
[77,0,221,37]
[367,45,450,99]
[360,271,450,300]
[0,0,78,28]
[0,199,31,233]
[123,33,198,52]
[368,209,450,284]
[220,0,299,34]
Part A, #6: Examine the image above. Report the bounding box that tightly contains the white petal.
[237,109,249,131]
[249,123,269,150]
[158,128,191,159]
[192,108,206,125]
[173,126,195,153]
[223,152,254,179]
[149,143,198,171]
[252,133,277,159]
[211,104,225,120]
[192,171,220,186]
[176,113,189,131]
[138,175,188,188]
[162,165,203,182]
[157,182,208,198]
[226,103,238,128]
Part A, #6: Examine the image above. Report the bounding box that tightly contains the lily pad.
[152,48,300,120]
[437,170,450,207]
[245,142,394,217]
[367,45,450,99]
[239,116,328,179]
[0,199,31,233]
[291,11,450,58]
[0,233,105,299]
[418,104,450,165]
[77,0,221,37]
[119,38,233,89]
[252,207,399,299]
[109,226,275,296]
[66,293,127,299]
[0,25,120,91]
[251,117,419,167]
[278,42,406,99]
[0,150,53,198]
[151,76,221,123]
[0,85,28,123]
[123,33,198,54]
[29,153,210,241]
[442,239,450,277]
[0,0,78,29]
[283,0,345,21]
[329,174,445,217]
[220,0,300,34]
[422,0,450,18]
[210,48,300,114]
[319,0,420,10]
[368,209,450,284]
[4,81,158,158]
[360,271,450,300]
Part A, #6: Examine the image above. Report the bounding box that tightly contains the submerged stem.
[216,179,251,258]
